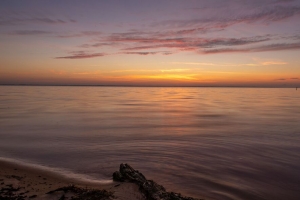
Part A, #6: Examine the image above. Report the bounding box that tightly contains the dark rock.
[113,163,148,184]
[59,194,65,200]
[113,163,202,200]
[141,180,167,200]
[112,171,124,182]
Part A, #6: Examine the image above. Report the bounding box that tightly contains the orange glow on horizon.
[1,66,299,87]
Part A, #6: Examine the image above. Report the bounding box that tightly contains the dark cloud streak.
[122,51,173,55]
[153,5,300,33]
[275,78,286,81]
[57,31,102,38]
[77,29,300,56]
[10,30,52,35]
[123,52,158,55]
[110,35,273,52]
[56,51,105,59]
[0,17,76,26]
[202,42,300,54]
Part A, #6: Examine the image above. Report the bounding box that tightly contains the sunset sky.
[1,0,300,86]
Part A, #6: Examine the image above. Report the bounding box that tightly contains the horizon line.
[0,84,298,88]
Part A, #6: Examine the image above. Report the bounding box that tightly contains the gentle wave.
[0,157,113,185]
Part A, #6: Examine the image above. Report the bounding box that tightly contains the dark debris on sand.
[0,184,113,200]
[46,185,114,200]
[0,184,27,200]
[113,163,203,200]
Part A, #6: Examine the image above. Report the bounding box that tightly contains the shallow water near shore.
[1,86,300,200]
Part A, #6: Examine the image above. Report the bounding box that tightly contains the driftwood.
[113,163,201,200]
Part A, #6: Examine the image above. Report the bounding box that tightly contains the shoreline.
[0,157,113,185]
[0,158,144,200]
[0,158,200,200]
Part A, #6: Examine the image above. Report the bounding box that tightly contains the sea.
[0,86,299,200]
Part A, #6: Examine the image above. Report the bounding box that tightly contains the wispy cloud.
[57,31,102,38]
[0,17,76,26]
[275,77,299,81]
[261,61,287,65]
[202,42,300,54]
[121,51,173,55]
[275,0,296,4]
[77,31,300,56]
[275,78,287,81]
[235,5,300,23]
[55,51,106,59]
[109,68,190,74]
[155,5,300,30]
[54,1,300,58]
[122,52,158,55]
[145,74,198,80]
[160,69,189,73]
[116,35,271,51]
[73,71,101,75]
[170,62,216,66]
[10,30,52,36]
[170,60,287,67]
[112,33,299,55]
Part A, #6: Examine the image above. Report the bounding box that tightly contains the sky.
[1,0,300,87]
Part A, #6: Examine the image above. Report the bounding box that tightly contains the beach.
[0,159,144,200]
[0,159,199,200]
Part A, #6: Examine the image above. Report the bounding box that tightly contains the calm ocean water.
[0,86,300,200]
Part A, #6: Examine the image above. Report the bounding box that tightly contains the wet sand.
[0,160,144,200]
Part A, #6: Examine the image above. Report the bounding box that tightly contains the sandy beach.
[0,159,144,200]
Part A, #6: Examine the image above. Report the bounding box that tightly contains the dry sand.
[0,159,145,200]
